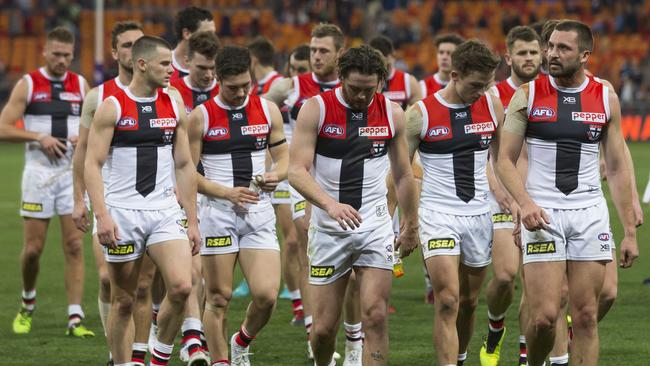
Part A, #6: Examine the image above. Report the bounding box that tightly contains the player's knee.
[22,239,45,260]
[530,306,558,332]
[362,301,388,331]
[572,303,598,330]
[113,292,136,316]
[600,283,617,307]
[312,321,338,342]
[206,289,231,310]
[166,280,192,305]
[458,293,479,315]
[98,272,111,297]
[436,290,459,316]
[283,236,300,254]
[62,236,84,258]
[559,283,569,309]
[191,266,202,285]
[493,267,517,289]
[252,288,278,310]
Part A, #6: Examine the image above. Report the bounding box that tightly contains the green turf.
[0,142,648,365]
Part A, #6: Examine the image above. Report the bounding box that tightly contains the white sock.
[289,289,301,301]
[98,297,110,336]
[21,289,36,311]
[68,304,84,326]
[344,322,363,343]
[457,351,467,362]
[549,353,569,365]
[151,340,173,364]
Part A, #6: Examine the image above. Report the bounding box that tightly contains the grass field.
[0,142,648,365]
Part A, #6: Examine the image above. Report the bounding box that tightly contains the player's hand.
[619,236,639,268]
[227,187,260,209]
[96,213,121,250]
[325,201,362,230]
[633,199,644,227]
[72,201,90,233]
[520,200,550,231]
[512,204,522,248]
[38,135,67,159]
[259,172,280,192]
[68,135,79,149]
[493,187,512,213]
[395,223,419,258]
[186,221,201,256]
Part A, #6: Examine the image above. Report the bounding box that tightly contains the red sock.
[234,327,255,347]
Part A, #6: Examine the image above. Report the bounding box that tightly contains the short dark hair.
[368,35,394,57]
[132,36,172,61]
[47,27,74,44]
[215,45,251,79]
[111,21,143,50]
[175,6,213,41]
[289,44,310,61]
[188,31,220,60]
[541,19,561,46]
[337,45,387,83]
[435,33,464,48]
[451,40,500,76]
[247,36,275,67]
[554,19,594,52]
[529,20,545,38]
[311,23,345,51]
[505,25,541,52]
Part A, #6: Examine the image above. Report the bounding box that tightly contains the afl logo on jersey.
[323,124,344,137]
[531,106,555,119]
[206,127,229,140]
[427,126,450,139]
[598,233,610,241]
[116,117,138,130]
[33,92,50,101]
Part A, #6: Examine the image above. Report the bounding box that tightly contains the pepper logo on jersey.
[205,236,232,247]
[323,124,344,137]
[117,117,138,130]
[59,92,82,102]
[241,124,269,136]
[427,126,450,139]
[150,118,177,128]
[572,112,606,124]
[310,265,334,278]
[428,238,456,250]
[107,242,135,256]
[21,201,43,212]
[531,106,555,119]
[526,241,556,254]
[464,122,495,134]
[359,126,389,137]
[207,127,229,139]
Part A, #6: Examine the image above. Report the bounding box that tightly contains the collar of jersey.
[549,75,589,93]
[125,87,158,103]
[215,94,250,110]
[39,67,67,82]
[434,90,470,109]
[183,75,217,92]
[335,87,374,111]
[172,51,190,74]
[312,72,339,86]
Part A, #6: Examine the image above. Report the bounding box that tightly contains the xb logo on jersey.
[455,111,468,119]
[141,105,153,113]
[562,96,576,104]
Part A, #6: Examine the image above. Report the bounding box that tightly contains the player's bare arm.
[260,100,289,191]
[262,77,293,106]
[601,88,639,268]
[72,87,99,232]
[84,98,120,249]
[289,97,362,230]
[486,93,513,213]
[170,94,201,255]
[496,85,549,231]
[0,78,67,158]
[404,102,424,162]
[387,101,419,257]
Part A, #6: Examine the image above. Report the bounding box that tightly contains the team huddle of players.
[0,5,642,366]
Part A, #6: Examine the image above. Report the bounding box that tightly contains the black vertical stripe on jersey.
[338,109,369,210]
[555,91,582,195]
[50,81,68,153]
[450,107,476,203]
[134,101,158,197]
[192,91,210,108]
[228,109,254,187]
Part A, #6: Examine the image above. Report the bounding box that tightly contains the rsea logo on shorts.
[273,191,290,199]
[206,236,232,247]
[526,241,556,255]
[310,265,334,278]
[294,200,306,212]
[21,201,43,212]
[107,243,135,256]
[492,213,513,223]
[428,238,456,250]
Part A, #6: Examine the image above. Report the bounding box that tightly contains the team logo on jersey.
[370,140,387,157]
[572,112,606,124]
[531,106,555,119]
[207,127,229,140]
[376,203,388,217]
[21,201,43,212]
[241,124,269,136]
[310,265,334,278]
[162,129,175,143]
[526,241,556,255]
[479,133,493,148]
[205,236,232,247]
[562,96,577,104]
[232,112,244,120]
[150,118,177,128]
[116,117,138,130]
[33,92,50,101]
[107,242,135,256]
[427,238,456,250]
[71,103,80,115]
[464,122,495,134]
[427,126,450,139]
[59,92,82,102]
[587,125,603,141]
[255,136,268,149]
[598,233,611,241]
[359,126,389,137]
[141,105,153,113]
[322,124,345,137]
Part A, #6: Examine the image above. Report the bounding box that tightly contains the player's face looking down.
[113,30,144,73]
[547,30,590,78]
[219,71,251,106]
[43,40,74,77]
[136,46,174,88]
[451,69,494,105]
[341,71,380,111]
[310,36,339,79]
[188,52,216,89]
[507,39,542,81]
[289,54,310,77]
[436,42,456,74]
